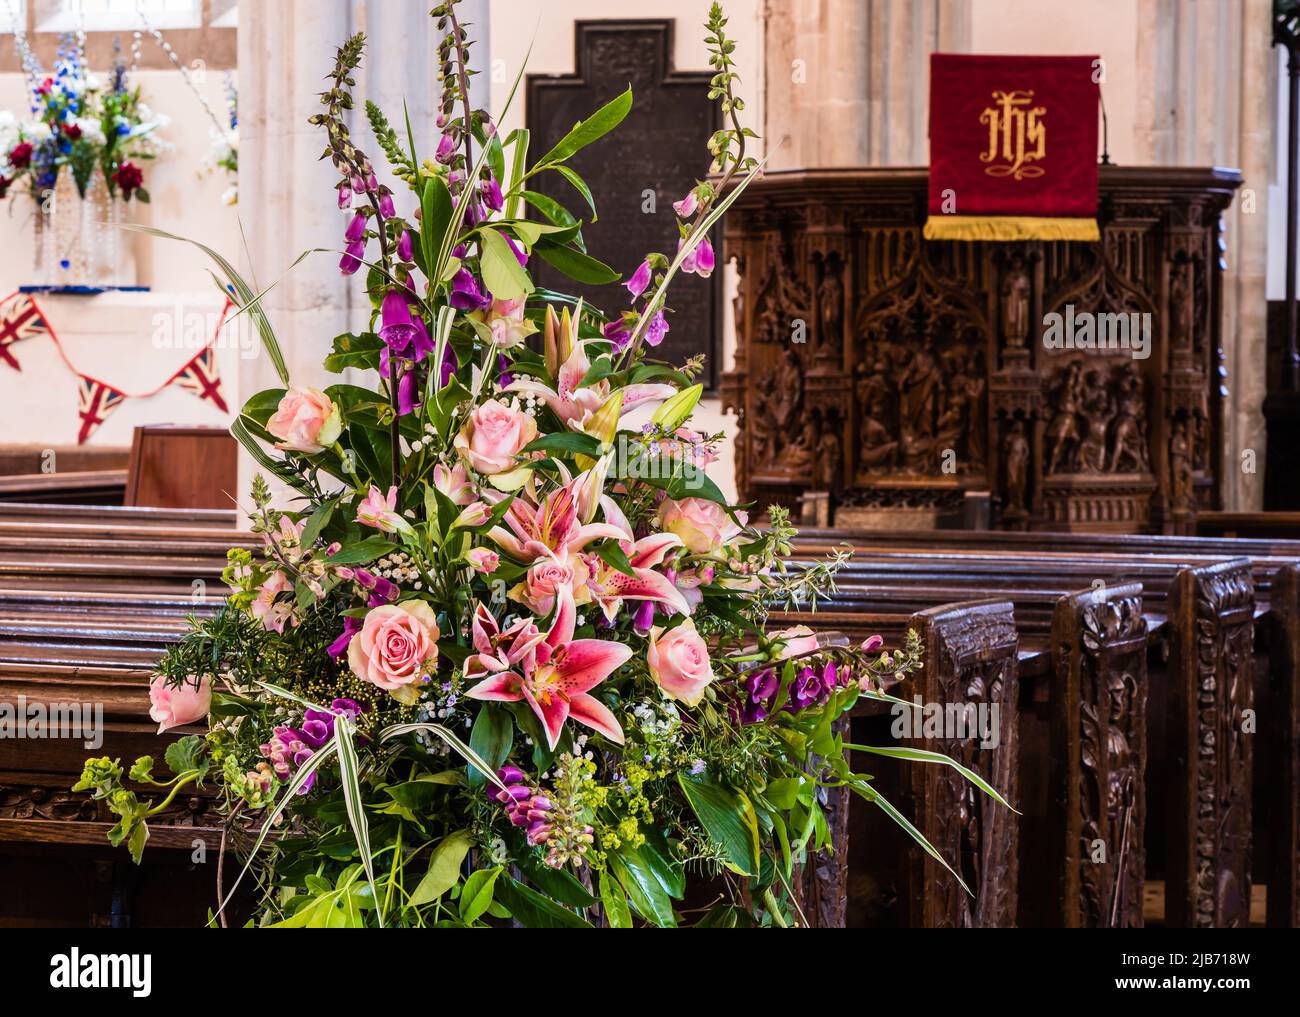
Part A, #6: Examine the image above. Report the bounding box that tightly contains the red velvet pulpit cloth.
[925,54,1101,242]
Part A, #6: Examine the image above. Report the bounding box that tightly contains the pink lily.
[488,481,625,564]
[466,586,629,749]
[582,495,690,621]
[464,602,548,683]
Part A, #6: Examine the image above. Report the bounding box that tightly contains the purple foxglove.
[673,190,698,217]
[626,259,652,300]
[463,199,485,227]
[481,175,504,211]
[397,229,413,262]
[339,239,365,275]
[379,290,420,350]
[644,309,669,347]
[378,191,395,217]
[693,236,715,278]
[397,369,420,416]
[337,180,352,209]
[435,131,456,164]
[449,267,489,310]
[506,235,528,266]
[344,211,366,243]
[602,318,633,351]
[632,599,656,636]
[409,315,434,361]
[441,341,457,387]
[365,172,378,192]
[497,351,514,387]
[326,615,360,659]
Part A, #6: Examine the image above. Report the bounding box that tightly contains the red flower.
[0,176,10,199]
[9,142,33,169]
[113,161,144,196]
[63,123,82,141]
[37,77,52,95]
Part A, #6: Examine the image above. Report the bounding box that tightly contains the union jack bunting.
[0,292,50,371]
[76,376,127,445]
[170,345,229,413]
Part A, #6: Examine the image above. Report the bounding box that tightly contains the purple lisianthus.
[788,666,826,710]
[626,259,652,300]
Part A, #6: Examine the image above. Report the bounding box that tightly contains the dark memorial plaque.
[526,20,721,386]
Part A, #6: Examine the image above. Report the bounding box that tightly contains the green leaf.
[467,705,513,789]
[163,733,208,778]
[535,243,620,285]
[458,866,502,925]
[594,540,636,579]
[678,771,761,876]
[522,431,604,458]
[549,164,597,219]
[479,226,534,302]
[409,829,474,907]
[421,175,454,281]
[607,849,676,928]
[536,86,633,166]
[519,189,577,227]
[848,744,1017,812]
[325,536,400,565]
[495,875,593,928]
[325,331,384,373]
[599,870,633,928]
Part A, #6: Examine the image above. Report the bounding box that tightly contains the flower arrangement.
[76,2,1002,928]
[0,34,165,205]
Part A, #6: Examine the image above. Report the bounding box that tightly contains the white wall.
[0,65,241,448]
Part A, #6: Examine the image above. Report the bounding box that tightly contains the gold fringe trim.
[923,215,1100,242]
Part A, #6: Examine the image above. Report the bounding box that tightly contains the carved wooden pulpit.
[720,166,1242,533]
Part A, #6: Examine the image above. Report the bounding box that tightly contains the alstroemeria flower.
[357,485,406,533]
[465,547,500,574]
[466,586,629,749]
[453,501,491,529]
[434,462,476,506]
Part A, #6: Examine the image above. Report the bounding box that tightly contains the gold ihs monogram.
[979,90,1046,180]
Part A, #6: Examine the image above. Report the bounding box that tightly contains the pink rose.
[348,600,440,705]
[266,387,341,454]
[657,497,745,555]
[455,398,538,475]
[774,625,820,660]
[466,547,500,574]
[510,557,587,615]
[148,674,212,733]
[646,619,714,706]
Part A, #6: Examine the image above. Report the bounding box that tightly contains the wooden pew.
[787,544,1289,927]
[1196,512,1300,540]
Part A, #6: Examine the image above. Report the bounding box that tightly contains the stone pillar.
[235,0,488,513]
[1134,0,1271,510]
[762,0,970,170]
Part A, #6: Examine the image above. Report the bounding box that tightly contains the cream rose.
[646,618,715,707]
[454,398,538,475]
[657,497,745,556]
[348,600,440,705]
[266,386,341,454]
